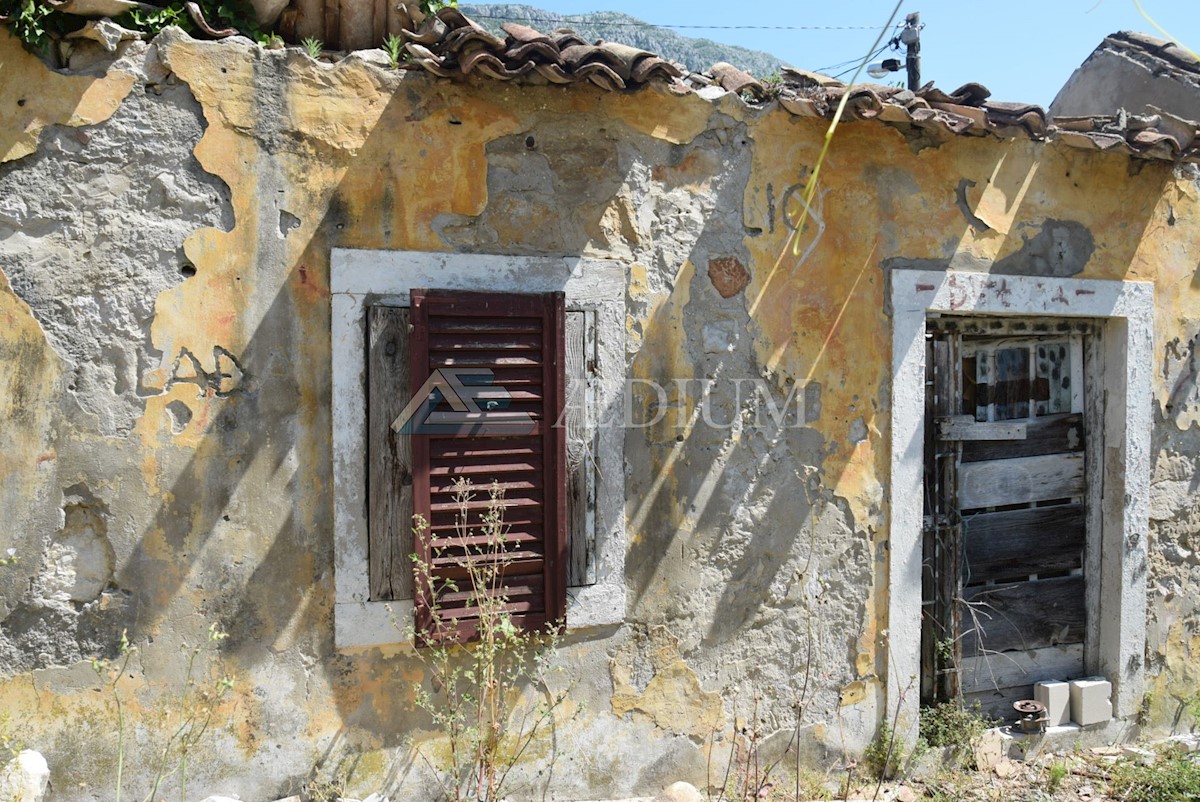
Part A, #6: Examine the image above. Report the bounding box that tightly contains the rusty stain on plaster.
[707,256,751,298]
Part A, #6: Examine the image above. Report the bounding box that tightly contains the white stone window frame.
[889,268,1152,734]
[331,250,627,650]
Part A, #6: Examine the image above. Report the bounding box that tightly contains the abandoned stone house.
[1,8,1200,800]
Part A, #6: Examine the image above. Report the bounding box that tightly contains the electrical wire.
[814,42,890,75]
[829,42,894,79]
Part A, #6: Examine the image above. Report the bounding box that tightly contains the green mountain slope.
[458,3,784,77]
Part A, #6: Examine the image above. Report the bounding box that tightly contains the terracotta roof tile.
[710,62,762,98]
[400,15,445,46]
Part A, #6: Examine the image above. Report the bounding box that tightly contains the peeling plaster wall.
[1,26,1200,802]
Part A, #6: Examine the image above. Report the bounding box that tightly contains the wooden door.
[922,318,1092,719]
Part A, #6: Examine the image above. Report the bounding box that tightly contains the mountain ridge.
[458,3,785,77]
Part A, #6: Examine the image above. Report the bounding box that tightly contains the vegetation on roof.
[0,0,259,59]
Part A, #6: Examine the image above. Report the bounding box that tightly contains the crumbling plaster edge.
[887,268,1153,741]
[330,249,628,650]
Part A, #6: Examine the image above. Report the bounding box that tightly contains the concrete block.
[1035,680,1071,726]
[1069,677,1113,726]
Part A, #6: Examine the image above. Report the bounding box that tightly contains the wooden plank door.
[923,321,1091,719]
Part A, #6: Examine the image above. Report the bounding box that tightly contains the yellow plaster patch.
[0,267,61,492]
[838,680,868,707]
[610,631,723,740]
[0,30,135,163]
[958,149,1043,236]
[600,87,713,145]
[611,659,722,739]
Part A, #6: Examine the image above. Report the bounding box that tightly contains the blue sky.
[473,1,1198,107]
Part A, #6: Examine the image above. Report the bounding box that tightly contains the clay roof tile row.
[387,8,1200,163]
[398,6,680,91]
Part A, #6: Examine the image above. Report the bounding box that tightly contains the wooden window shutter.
[367,305,414,602]
[409,289,568,642]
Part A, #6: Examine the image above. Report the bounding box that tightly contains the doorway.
[921,316,1096,718]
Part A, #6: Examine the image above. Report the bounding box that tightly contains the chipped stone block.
[0,751,50,802]
[66,19,142,52]
[1035,680,1071,726]
[973,727,1007,772]
[1069,678,1112,726]
[1166,734,1200,755]
[1120,745,1156,765]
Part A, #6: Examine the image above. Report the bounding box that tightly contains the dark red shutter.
[410,289,567,643]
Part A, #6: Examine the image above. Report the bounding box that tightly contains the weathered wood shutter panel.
[367,306,413,601]
[921,330,962,704]
[565,309,597,587]
[410,290,568,642]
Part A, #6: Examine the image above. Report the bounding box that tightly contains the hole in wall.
[279,210,301,238]
[180,263,197,278]
[165,400,192,434]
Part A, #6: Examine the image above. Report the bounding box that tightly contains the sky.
[472,1,1199,108]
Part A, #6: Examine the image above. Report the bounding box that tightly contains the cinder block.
[1035,680,1071,726]
[1069,677,1113,726]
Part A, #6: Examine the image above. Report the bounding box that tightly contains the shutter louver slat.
[411,289,567,644]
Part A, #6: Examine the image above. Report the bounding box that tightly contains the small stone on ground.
[652,781,702,802]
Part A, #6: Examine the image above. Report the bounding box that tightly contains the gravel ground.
[611,739,1200,802]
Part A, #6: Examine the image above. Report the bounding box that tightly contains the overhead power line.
[818,41,894,76]
[464,13,899,32]
[832,50,890,79]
